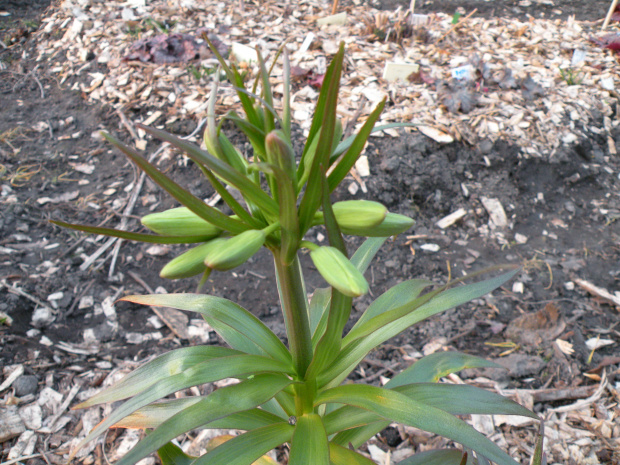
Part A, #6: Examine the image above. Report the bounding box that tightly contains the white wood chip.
[481,197,508,228]
[417,125,454,143]
[436,208,467,229]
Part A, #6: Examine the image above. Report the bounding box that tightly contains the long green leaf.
[397,449,467,465]
[289,414,329,465]
[157,442,196,465]
[325,383,536,437]
[282,48,291,139]
[327,98,385,192]
[331,122,419,160]
[256,50,275,133]
[77,355,292,450]
[117,402,285,431]
[386,351,503,387]
[309,287,331,342]
[350,237,387,273]
[74,346,240,408]
[224,112,268,161]
[193,423,293,465]
[102,132,248,234]
[122,294,292,367]
[50,221,213,244]
[137,126,278,218]
[115,374,293,465]
[331,421,389,449]
[201,168,262,228]
[316,384,520,465]
[204,35,260,128]
[343,269,518,347]
[113,398,201,429]
[329,442,377,465]
[319,269,519,386]
[346,279,432,339]
[298,43,345,234]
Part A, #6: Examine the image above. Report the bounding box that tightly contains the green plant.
[59,43,543,465]
[187,63,217,82]
[559,67,583,86]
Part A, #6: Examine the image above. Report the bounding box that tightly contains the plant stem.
[274,253,313,378]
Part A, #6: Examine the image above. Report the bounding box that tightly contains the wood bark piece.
[602,0,620,30]
[574,278,620,308]
[0,407,26,443]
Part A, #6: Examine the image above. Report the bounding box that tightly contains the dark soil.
[1,0,619,463]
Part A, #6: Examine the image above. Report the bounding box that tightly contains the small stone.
[87,320,116,342]
[479,139,493,154]
[13,375,39,397]
[380,157,400,172]
[31,307,55,328]
[495,354,546,378]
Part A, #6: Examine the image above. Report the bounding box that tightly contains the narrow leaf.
[192,423,293,465]
[298,43,345,234]
[77,356,292,452]
[122,294,292,366]
[289,414,329,465]
[327,98,385,192]
[115,375,293,465]
[117,403,285,431]
[347,279,432,339]
[331,123,419,160]
[137,125,278,218]
[386,351,503,387]
[316,384,520,465]
[319,269,519,386]
[329,441,378,465]
[204,35,259,127]
[157,442,196,465]
[201,168,262,228]
[102,132,248,234]
[309,287,331,341]
[256,50,276,133]
[324,384,536,438]
[50,220,214,244]
[350,237,387,273]
[74,346,240,408]
[282,48,291,138]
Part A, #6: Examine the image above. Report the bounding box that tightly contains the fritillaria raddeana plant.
[57,42,544,465]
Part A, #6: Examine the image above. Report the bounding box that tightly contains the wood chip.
[574,278,620,308]
[436,208,467,229]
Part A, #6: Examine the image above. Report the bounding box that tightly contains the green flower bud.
[203,229,266,271]
[332,200,387,230]
[310,246,368,297]
[265,130,296,181]
[160,239,224,279]
[141,207,221,238]
[341,212,414,237]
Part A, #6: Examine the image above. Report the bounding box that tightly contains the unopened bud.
[265,130,296,181]
[160,239,224,279]
[310,246,368,297]
[332,200,387,230]
[341,212,414,237]
[203,229,266,271]
[141,207,221,238]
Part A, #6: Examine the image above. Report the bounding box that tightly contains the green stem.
[274,252,313,379]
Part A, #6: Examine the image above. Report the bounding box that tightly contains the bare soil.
[1,1,619,464]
